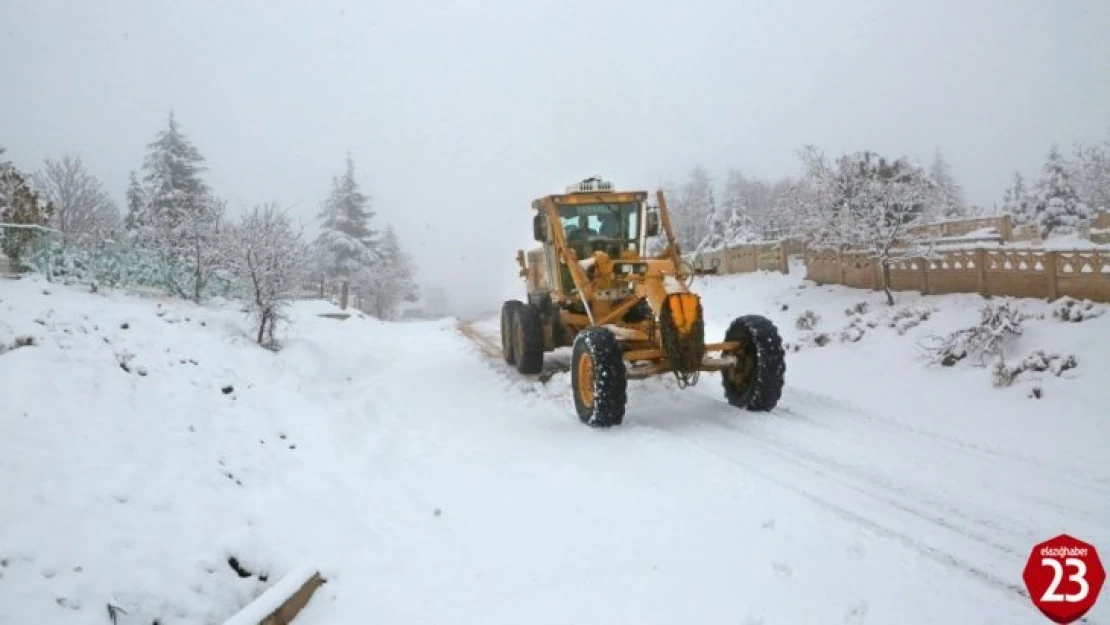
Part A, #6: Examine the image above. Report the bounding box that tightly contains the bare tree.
[33,155,120,245]
[229,203,309,348]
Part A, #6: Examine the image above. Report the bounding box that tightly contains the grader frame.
[501,178,785,427]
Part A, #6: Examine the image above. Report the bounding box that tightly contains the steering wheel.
[586,235,621,255]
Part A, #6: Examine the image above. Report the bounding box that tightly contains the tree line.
[663,138,1110,258]
[0,112,418,348]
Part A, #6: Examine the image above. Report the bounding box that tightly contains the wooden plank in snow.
[222,567,325,625]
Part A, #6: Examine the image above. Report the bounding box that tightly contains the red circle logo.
[1023,534,1105,623]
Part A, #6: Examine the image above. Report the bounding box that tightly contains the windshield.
[557,201,641,248]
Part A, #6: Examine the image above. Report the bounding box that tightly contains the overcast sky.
[2,0,1108,315]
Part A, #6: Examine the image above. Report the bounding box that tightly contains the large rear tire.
[571,327,627,427]
[721,314,785,411]
[500,300,524,365]
[512,304,544,374]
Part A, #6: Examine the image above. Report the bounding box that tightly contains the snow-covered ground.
[1,267,1108,624]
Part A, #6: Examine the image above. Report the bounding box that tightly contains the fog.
[2,0,1108,316]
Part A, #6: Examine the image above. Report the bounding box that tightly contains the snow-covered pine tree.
[124,170,144,233]
[33,154,121,246]
[133,112,226,300]
[696,210,729,254]
[136,112,209,235]
[1032,145,1090,237]
[362,226,418,320]
[314,154,379,282]
[228,203,309,348]
[0,146,54,270]
[928,149,966,220]
[722,209,758,247]
[1072,139,1110,213]
[695,207,758,253]
[720,170,748,218]
[669,166,716,252]
[1001,172,1034,225]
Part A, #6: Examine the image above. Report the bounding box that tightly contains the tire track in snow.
[636,416,1035,603]
[457,320,503,360]
[786,387,1110,495]
[778,388,1110,532]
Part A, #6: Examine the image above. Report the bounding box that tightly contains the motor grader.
[501,177,786,427]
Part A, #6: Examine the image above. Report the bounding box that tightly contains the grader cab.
[501,177,786,427]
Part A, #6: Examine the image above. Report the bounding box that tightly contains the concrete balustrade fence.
[804,247,1110,302]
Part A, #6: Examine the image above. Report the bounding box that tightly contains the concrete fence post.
[1000,215,1013,242]
[975,248,987,296]
[1044,251,1059,300]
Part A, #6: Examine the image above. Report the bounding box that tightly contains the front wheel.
[571,327,627,427]
[721,315,785,411]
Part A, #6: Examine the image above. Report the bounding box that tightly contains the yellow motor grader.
[501,177,786,427]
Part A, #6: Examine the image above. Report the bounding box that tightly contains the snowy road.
[294,302,1109,624]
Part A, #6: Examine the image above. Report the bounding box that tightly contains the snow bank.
[689,269,1109,467]
[0,275,416,624]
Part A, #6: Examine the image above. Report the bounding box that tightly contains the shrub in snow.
[888,306,934,335]
[0,335,36,355]
[839,321,866,343]
[790,332,832,349]
[1052,297,1104,323]
[795,310,819,330]
[921,302,1026,367]
[844,301,869,316]
[1022,350,1078,376]
[991,350,1077,388]
[991,358,1019,387]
